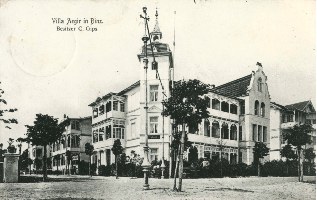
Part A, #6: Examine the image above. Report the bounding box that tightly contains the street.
[0,175,315,199]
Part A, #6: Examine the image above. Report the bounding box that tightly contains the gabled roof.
[270,102,292,113]
[285,100,314,112]
[211,74,252,98]
[118,81,140,95]
[88,92,117,107]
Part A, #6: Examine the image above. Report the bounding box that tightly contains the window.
[258,125,262,142]
[71,121,80,130]
[230,125,237,140]
[106,101,112,112]
[212,99,220,110]
[221,102,229,112]
[150,85,159,102]
[239,126,242,141]
[150,148,158,162]
[67,135,70,147]
[113,127,125,139]
[93,130,98,143]
[106,125,111,139]
[287,115,294,122]
[99,105,104,115]
[221,123,229,139]
[212,121,220,138]
[71,135,80,148]
[113,101,118,111]
[230,104,238,114]
[99,128,104,141]
[260,103,265,117]
[254,100,259,115]
[257,77,262,92]
[152,61,158,70]
[240,101,245,115]
[150,117,158,134]
[205,97,210,108]
[188,124,198,134]
[252,124,257,141]
[204,119,210,137]
[263,126,267,142]
[93,108,98,118]
[120,102,125,112]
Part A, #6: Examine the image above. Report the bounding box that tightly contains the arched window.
[221,123,229,139]
[205,96,211,108]
[257,77,262,92]
[204,119,210,137]
[221,102,229,112]
[230,125,237,140]
[230,104,238,114]
[261,103,265,117]
[212,121,220,138]
[254,100,259,115]
[212,99,220,110]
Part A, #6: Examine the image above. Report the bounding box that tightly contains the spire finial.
[155,7,158,19]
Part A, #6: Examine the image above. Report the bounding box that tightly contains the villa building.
[88,10,271,167]
[270,100,316,160]
[50,116,92,173]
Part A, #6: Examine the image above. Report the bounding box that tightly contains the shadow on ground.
[19,175,91,183]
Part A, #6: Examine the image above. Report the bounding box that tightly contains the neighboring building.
[27,144,50,172]
[50,116,92,173]
[88,10,271,167]
[270,100,316,161]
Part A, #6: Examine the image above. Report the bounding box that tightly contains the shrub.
[78,160,89,175]
[98,165,111,176]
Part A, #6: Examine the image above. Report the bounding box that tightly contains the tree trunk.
[56,160,59,176]
[297,149,301,182]
[178,123,185,192]
[43,146,48,181]
[173,147,180,191]
[257,158,261,177]
[89,156,91,177]
[116,155,118,179]
[299,149,304,182]
[286,159,289,176]
[29,164,31,175]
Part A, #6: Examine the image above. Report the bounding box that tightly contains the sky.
[0,0,315,151]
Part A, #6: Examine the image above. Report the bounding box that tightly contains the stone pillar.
[3,153,20,183]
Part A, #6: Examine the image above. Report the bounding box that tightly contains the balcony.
[93,138,126,150]
[187,134,239,147]
[92,111,125,125]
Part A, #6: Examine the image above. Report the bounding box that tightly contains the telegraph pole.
[140,6,151,190]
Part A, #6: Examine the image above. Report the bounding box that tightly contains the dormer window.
[257,77,262,92]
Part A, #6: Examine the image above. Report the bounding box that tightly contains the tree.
[111,139,123,179]
[0,82,18,129]
[19,149,29,171]
[85,143,94,176]
[54,154,61,174]
[283,123,313,182]
[66,150,72,175]
[34,158,42,174]
[280,144,297,175]
[304,148,315,175]
[170,132,191,190]
[253,142,269,177]
[162,79,211,191]
[23,114,65,181]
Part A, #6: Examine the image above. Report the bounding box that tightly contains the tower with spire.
[136,8,173,162]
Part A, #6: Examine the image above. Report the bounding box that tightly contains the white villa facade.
[88,12,271,167]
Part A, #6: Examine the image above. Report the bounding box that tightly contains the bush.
[91,163,97,175]
[98,165,111,176]
[78,160,89,175]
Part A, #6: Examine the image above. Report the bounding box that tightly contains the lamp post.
[140,6,151,190]
[161,92,166,179]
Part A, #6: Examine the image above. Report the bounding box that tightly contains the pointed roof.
[211,74,252,98]
[285,100,314,112]
[150,8,162,39]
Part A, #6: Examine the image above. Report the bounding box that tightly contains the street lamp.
[140,6,151,190]
[161,91,166,179]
